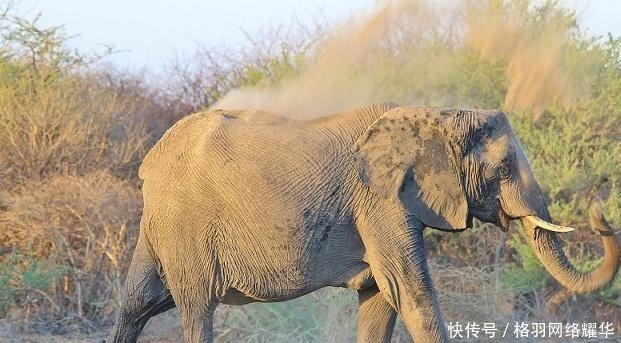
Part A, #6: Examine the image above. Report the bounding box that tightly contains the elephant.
[110,103,619,343]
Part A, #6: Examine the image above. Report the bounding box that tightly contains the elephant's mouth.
[468,200,513,231]
[496,208,512,232]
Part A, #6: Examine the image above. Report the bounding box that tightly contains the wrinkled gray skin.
[110,104,619,343]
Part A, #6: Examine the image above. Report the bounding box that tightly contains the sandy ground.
[0,311,183,343]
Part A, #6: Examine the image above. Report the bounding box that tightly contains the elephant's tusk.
[524,216,575,233]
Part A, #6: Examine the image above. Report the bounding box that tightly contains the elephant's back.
[137,109,348,231]
[139,106,352,223]
[138,109,293,181]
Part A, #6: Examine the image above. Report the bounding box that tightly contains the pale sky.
[12,1,621,70]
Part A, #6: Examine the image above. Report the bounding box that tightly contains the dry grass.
[0,172,142,332]
[0,71,151,190]
[0,5,177,333]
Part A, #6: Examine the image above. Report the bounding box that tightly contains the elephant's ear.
[352,107,468,231]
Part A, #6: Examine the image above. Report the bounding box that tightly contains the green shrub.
[502,233,550,293]
[0,251,66,317]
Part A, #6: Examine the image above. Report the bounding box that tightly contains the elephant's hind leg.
[110,235,175,343]
[357,287,397,343]
[176,303,216,343]
[165,248,222,342]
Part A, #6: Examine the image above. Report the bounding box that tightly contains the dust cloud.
[213,0,587,119]
[466,1,581,117]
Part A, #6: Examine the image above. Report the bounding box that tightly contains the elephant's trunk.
[520,203,620,294]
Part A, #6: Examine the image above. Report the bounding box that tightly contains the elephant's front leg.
[360,214,448,343]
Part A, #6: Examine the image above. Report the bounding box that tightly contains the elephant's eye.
[499,162,511,178]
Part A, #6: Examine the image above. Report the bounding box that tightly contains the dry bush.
[158,22,323,114]
[0,172,141,331]
[0,4,182,334]
[432,263,514,323]
[102,68,188,141]
[0,2,167,191]
[0,70,151,190]
[430,261,621,342]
